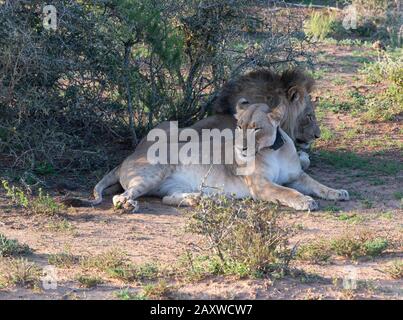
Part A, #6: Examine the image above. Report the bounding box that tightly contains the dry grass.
[0,258,41,289]
[384,260,403,280]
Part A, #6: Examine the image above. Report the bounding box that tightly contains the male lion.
[212,69,320,147]
[65,99,348,211]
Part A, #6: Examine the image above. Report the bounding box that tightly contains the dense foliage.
[0,0,313,173]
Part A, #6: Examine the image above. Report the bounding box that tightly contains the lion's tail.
[62,166,120,207]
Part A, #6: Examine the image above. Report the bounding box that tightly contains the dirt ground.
[0,43,402,300]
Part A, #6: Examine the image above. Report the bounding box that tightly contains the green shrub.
[0,0,313,173]
[364,238,388,257]
[76,275,103,288]
[304,11,339,40]
[187,195,294,277]
[0,234,32,257]
[296,241,332,264]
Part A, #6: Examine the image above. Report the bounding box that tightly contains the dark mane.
[212,68,315,115]
[280,69,315,94]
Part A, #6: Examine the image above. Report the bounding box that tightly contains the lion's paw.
[336,189,349,201]
[181,193,201,207]
[113,195,139,213]
[293,196,319,211]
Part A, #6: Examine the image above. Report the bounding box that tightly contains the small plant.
[1,258,41,288]
[319,126,334,141]
[317,99,350,113]
[48,251,79,268]
[34,162,55,175]
[323,204,341,213]
[361,199,374,209]
[47,219,75,233]
[115,288,144,300]
[80,250,158,282]
[393,191,403,201]
[364,238,389,257]
[331,232,388,259]
[31,188,64,216]
[77,275,103,288]
[384,260,403,279]
[115,281,171,300]
[0,234,32,257]
[142,280,171,300]
[296,241,332,264]
[80,249,127,273]
[332,77,345,85]
[1,180,29,208]
[2,180,64,215]
[337,213,365,224]
[179,253,254,280]
[107,262,159,282]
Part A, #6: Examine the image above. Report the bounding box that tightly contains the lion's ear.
[287,86,303,103]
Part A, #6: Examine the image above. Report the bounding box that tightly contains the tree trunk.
[123,42,138,148]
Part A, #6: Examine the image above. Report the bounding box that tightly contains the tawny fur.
[65,100,348,211]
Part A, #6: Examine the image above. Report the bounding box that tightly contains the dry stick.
[123,42,138,148]
[281,2,342,11]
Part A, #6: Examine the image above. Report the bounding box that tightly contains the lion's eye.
[307,115,313,121]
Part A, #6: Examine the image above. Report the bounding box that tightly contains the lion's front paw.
[336,189,349,201]
[113,195,139,213]
[292,196,319,211]
[182,193,201,206]
[113,195,126,209]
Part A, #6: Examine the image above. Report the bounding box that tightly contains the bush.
[304,11,340,40]
[187,195,294,276]
[331,232,388,259]
[0,234,32,257]
[0,0,313,174]
[351,0,401,46]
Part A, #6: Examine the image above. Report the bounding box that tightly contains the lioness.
[67,99,348,211]
[186,69,320,169]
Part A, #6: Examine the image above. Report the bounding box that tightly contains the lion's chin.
[295,139,312,150]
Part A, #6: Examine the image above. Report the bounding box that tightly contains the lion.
[211,68,321,147]
[64,99,348,211]
[187,69,321,169]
